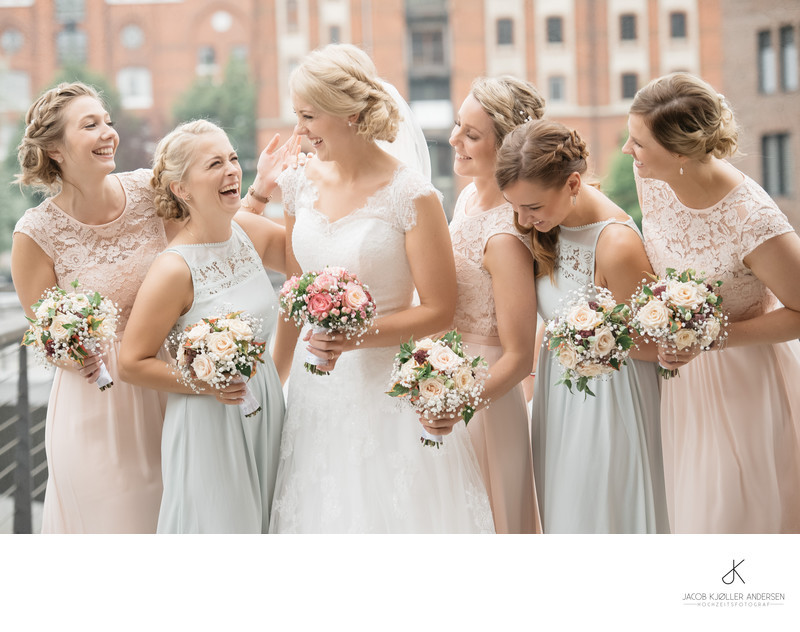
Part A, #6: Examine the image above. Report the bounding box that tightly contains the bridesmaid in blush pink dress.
[429,76,545,533]
[625,73,800,533]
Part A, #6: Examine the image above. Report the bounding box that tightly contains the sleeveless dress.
[13,169,166,533]
[532,218,669,533]
[269,165,494,533]
[449,183,541,534]
[157,222,285,533]
[638,170,800,533]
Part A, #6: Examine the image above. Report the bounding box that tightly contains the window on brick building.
[762,133,792,197]
[286,0,299,32]
[780,26,798,92]
[621,73,638,99]
[329,25,341,44]
[670,12,687,39]
[0,28,23,55]
[55,0,85,24]
[117,67,153,110]
[548,76,565,102]
[120,24,144,50]
[196,45,217,77]
[0,70,30,113]
[497,18,513,46]
[759,30,777,94]
[56,26,87,63]
[409,77,449,101]
[620,14,636,41]
[546,17,563,43]
[411,26,445,66]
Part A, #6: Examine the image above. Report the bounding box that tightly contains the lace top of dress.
[536,217,642,322]
[14,169,167,332]
[449,182,533,338]
[277,164,442,317]
[164,221,279,345]
[637,169,795,321]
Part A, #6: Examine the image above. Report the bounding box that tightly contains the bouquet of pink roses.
[279,266,377,375]
[22,280,118,391]
[386,331,488,448]
[173,310,266,417]
[629,268,727,378]
[544,286,635,397]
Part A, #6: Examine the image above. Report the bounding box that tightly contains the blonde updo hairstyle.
[495,119,589,281]
[470,76,546,147]
[15,82,104,193]
[290,43,400,143]
[151,119,226,221]
[629,72,739,161]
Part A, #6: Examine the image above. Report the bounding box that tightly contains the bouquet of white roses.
[22,280,118,391]
[386,331,489,448]
[173,310,266,417]
[544,286,635,397]
[279,266,377,375]
[629,268,727,378]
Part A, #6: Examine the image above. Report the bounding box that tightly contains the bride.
[269,44,494,533]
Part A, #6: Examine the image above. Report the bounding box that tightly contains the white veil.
[377,80,432,182]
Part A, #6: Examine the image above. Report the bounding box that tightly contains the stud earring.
[679,166,684,176]
[348,120,353,128]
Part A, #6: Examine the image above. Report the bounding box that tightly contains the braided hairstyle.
[495,119,589,281]
[470,76,546,147]
[151,119,226,221]
[290,43,400,143]
[629,72,739,161]
[15,82,104,193]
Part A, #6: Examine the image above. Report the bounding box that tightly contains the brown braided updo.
[15,82,104,193]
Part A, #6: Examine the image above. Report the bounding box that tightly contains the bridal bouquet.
[386,331,488,448]
[544,286,634,397]
[173,310,265,417]
[22,280,118,390]
[629,268,727,378]
[279,266,376,375]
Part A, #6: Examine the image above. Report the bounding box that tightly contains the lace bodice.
[449,183,532,338]
[14,169,167,332]
[164,222,279,343]
[637,170,795,321]
[278,164,442,316]
[536,218,642,321]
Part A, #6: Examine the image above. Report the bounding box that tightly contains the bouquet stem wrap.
[240,382,262,418]
[304,325,330,375]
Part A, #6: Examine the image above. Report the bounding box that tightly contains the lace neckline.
[462,183,510,218]
[560,217,630,232]
[306,165,406,225]
[666,171,747,213]
[47,173,128,228]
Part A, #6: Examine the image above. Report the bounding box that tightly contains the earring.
[347,120,353,128]
[571,195,577,207]
[679,166,684,175]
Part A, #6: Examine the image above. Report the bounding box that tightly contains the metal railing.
[0,325,50,534]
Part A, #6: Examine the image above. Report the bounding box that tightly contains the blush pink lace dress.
[638,169,800,533]
[449,183,541,533]
[14,169,167,533]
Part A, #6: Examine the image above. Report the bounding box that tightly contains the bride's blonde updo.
[15,82,103,193]
[470,76,545,147]
[496,119,590,281]
[151,119,225,221]
[630,72,739,161]
[290,43,400,143]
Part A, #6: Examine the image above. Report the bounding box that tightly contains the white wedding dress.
[269,164,494,533]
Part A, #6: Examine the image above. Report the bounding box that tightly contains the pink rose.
[307,293,334,317]
[343,282,369,310]
[311,273,337,293]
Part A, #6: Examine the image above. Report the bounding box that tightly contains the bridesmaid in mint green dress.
[121,120,293,533]
[496,120,669,533]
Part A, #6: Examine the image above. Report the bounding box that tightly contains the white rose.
[427,344,463,372]
[566,304,604,331]
[576,362,610,377]
[191,354,216,382]
[666,280,705,310]
[35,298,56,319]
[185,321,212,347]
[417,377,447,401]
[219,318,253,341]
[636,300,670,330]
[415,337,435,352]
[557,344,578,370]
[206,331,237,361]
[699,318,721,347]
[70,294,90,311]
[452,366,476,392]
[49,315,72,341]
[590,326,615,357]
[673,328,697,350]
[399,360,418,383]
[97,318,116,339]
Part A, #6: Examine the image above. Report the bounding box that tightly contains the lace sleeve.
[276,166,304,216]
[13,203,54,258]
[393,167,444,232]
[737,193,795,258]
[482,203,528,252]
[633,162,644,206]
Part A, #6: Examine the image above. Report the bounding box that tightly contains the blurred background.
[0,0,798,531]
